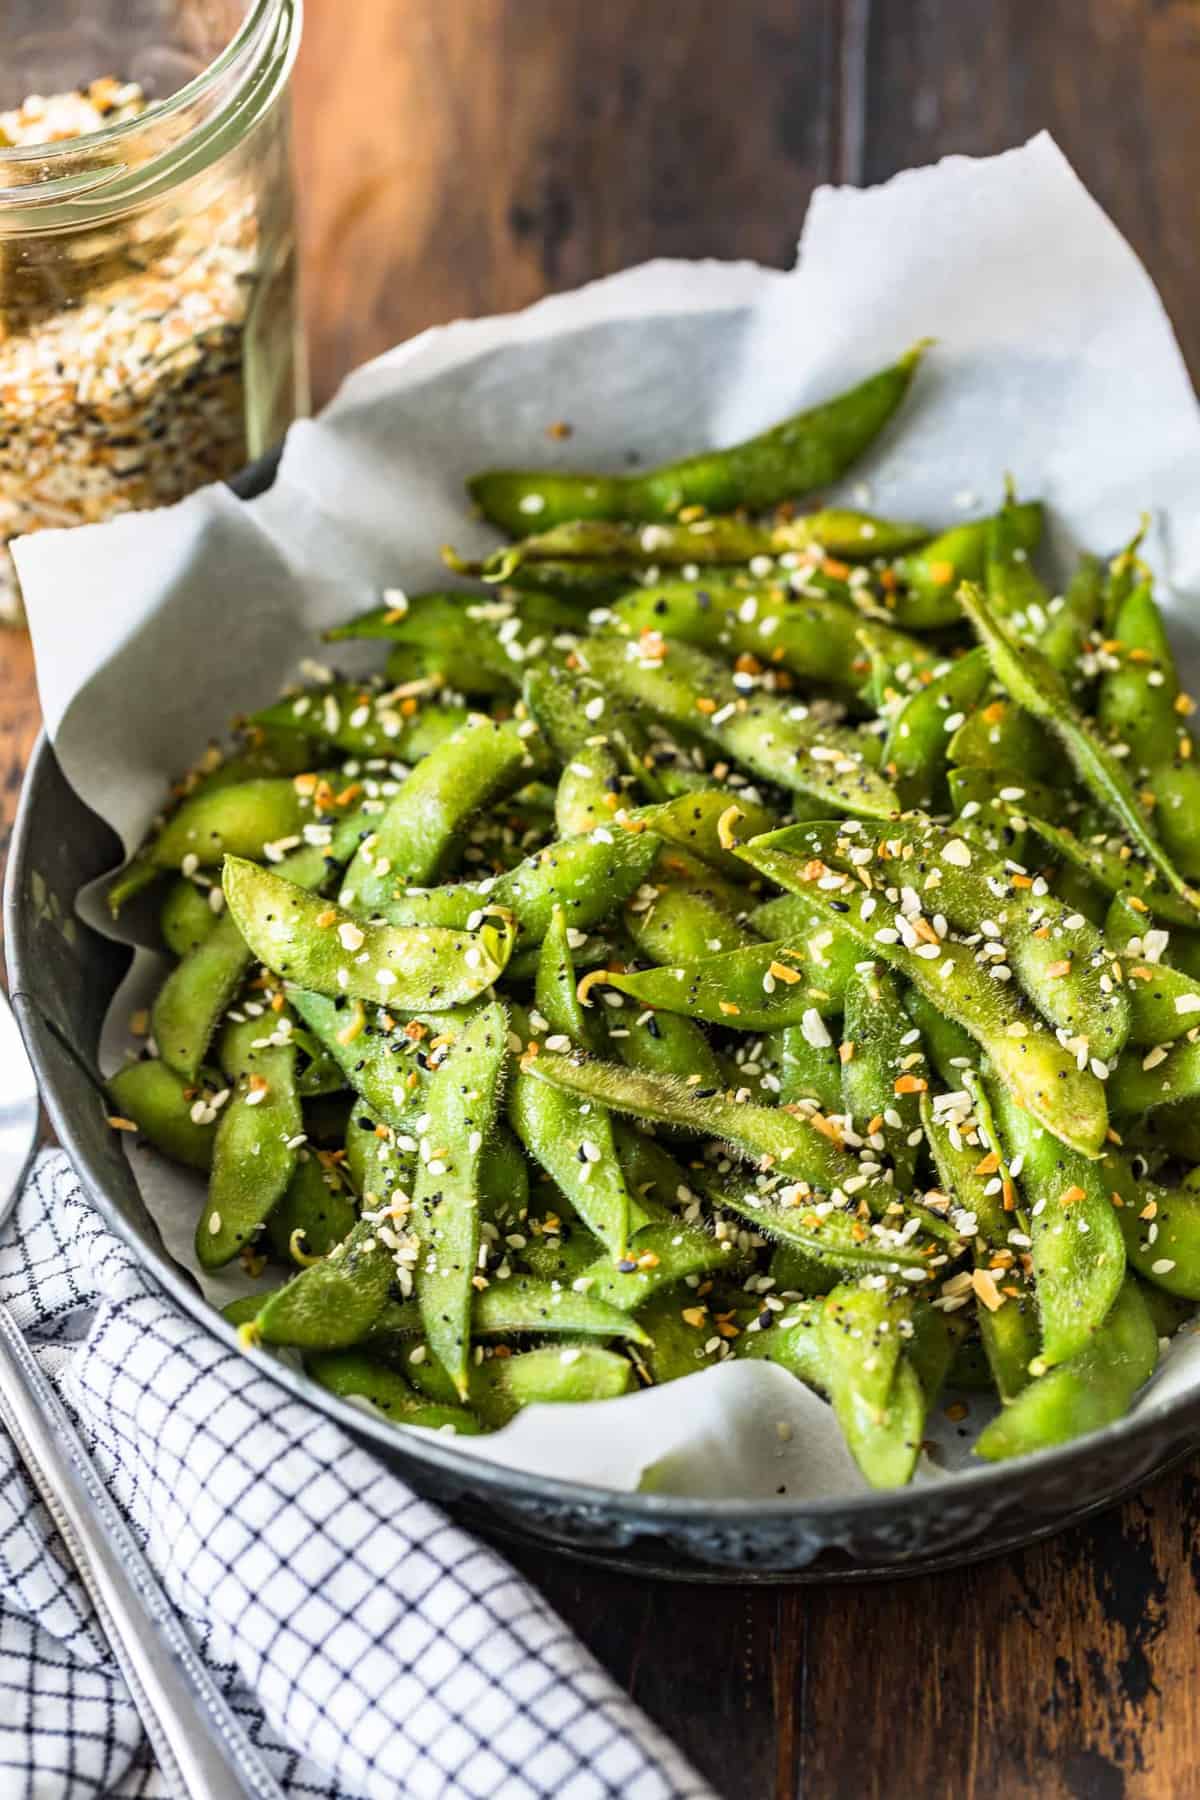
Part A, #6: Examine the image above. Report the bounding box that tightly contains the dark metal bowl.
[9,736,1200,1582]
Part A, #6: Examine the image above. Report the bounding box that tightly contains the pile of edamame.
[105,345,1200,1484]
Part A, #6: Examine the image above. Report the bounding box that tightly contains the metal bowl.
[8,734,1200,1582]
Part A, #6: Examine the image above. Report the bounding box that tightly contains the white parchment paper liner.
[16,133,1200,1499]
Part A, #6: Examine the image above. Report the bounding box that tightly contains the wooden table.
[4,3,1200,1794]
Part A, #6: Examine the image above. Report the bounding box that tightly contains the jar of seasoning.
[0,0,306,621]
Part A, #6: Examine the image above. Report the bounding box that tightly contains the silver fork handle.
[0,1302,286,1800]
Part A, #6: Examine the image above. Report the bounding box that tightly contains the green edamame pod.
[250,683,468,760]
[479,1125,530,1232]
[624,851,752,967]
[1097,584,1200,878]
[1104,896,1200,1047]
[1109,1034,1200,1120]
[986,482,1051,626]
[820,1285,925,1489]
[988,1083,1125,1367]
[479,511,930,586]
[637,1289,723,1384]
[582,637,901,820]
[107,742,319,913]
[529,684,630,838]
[1135,1273,1198,1336]
[611,1124,690,1214]
[290,992,446,1134]
[902,988,975,1086]
[748,892,860,1009]
[484,825,665,942]
[734,1301,829,1390]
[198,1015,303,1269]
[974,1277,1156,1461]
[106,1060,217,1171]
[468,345,928,535]
[340,716,545,909]
[573,1219,743,1310]
[738,828,1109,1160]
[1038,553,1103,683]
[137,778,333,874]
[882,647,991,811]
[1097,583,1182,766]
[920,1091,1036,1403]
[411,1001,509,1396]
[891,502,1042,631]
[509,932,646,1258]
[946,696,1057,784]
[153,807,373,1080]
[367,1279,650,1345]
[841,964,923,1190]
[526,1050,893,1206]
[772,1023,843,1113]
[607,1003,727,1094]
[608,580,935,699]
[468,1345,634,1427]
[305,1352,481,1433]
[629,789,779,881]
[961,583,1200,917]
[704,1178,943,1286]
[1110,1173,1200,1300]
[597,938,841,1031]
[1100,519,1151,636]
[160,878,219,957]
[1028,818,1200,929]
[222,857,514,1009]
[948,768,1062,846]
[808,816,1130,1058]
[376,826,665,947]
[256,1217,399,1349]
[266,1154,358,1265]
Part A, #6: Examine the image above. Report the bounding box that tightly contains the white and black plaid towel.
[0,1151,713,1800]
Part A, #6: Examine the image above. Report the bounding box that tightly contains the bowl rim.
[9,731,1200,1537]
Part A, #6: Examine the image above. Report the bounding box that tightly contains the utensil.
[0,985,286,1800]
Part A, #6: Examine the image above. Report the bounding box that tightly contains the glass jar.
[0,0,306,621]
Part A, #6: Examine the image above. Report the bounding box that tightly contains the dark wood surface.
[5,3,1200,1795]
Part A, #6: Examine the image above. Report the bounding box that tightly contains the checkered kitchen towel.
[0,1151,713,1800]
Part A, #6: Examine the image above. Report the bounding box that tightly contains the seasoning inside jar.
[0,1,304,623]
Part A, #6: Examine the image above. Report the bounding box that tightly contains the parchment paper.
[15,133,1200,1498]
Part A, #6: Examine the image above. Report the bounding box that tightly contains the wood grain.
[5,5,1200,1798]
[864,0,1200,377]
[291,0,843,408]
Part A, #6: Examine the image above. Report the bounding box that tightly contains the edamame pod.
[468,346,928,535]
[974,1278,1156,1461]
[340,715,545,908]
[821,1285,925,1489]
[738,828,1110,1159]
[305,1352,480,1432]
[961,583,1200,916]
[106,1060,217,1171]
[988,1083,1125,1367]
[525,1050,894,1206]
[411,1002,509,1396]
[222,857,514,1009]
[198,1015,303,1270]
[892,503,1042,630]
[251,684,468,760]
[583,637,901,819]
[478,511,930,586]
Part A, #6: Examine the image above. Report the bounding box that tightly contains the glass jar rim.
[0,0,301,222]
